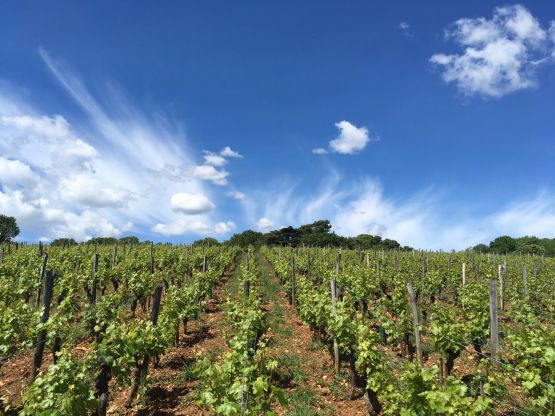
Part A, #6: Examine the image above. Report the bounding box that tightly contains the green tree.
[517,243,545,255]
[226,230,266,247]
[472,243,490,253]
[119,236,140,244]
[51,238,78,247]
[298,220,332,235]
[0,215,19,243]
[381,238,401,250]
[88,237,118,245]
[193,237,220,246]
[489,235,516,253]
[351,234,383,249]
[266,226,300,246]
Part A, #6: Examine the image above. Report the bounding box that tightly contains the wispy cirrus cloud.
[0,50,239,241]
[240,170,555,250]
[431,4,555,98]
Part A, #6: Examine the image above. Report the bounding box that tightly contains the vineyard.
[0,243,554,415]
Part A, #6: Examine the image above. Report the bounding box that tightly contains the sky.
[0,1,554,250]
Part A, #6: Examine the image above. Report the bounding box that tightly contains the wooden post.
[522,265,528,298]
[202,255,207,273]
[112,245,118,267]
[330,278,340,374]
[498,265,505,311]
[91,253,99,304]
[35,254,48,308]
[394,251,399,273]
[150,285,163,325]
[406,282,422,363]
[149,243,154,274]
[243,280,250,298]
[31,270,54,381]
[462,262,466,286]
[489,280,499,361]
[307,249,312,278]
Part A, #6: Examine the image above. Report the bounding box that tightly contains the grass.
[285,387,317,416]
[177,361,197,382]
[276,352,306,382]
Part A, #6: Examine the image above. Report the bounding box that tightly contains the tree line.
[472,235,555,255]
[217,220,411,250]
[3,213,555,254]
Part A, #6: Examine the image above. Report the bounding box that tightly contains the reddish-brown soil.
[2,256,371,415]
[258,253,367,416]
[108,273,232,415]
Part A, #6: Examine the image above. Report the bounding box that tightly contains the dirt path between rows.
[108,261,240,415]
[257,252,366,416]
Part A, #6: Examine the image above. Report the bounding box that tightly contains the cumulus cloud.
[226,191,245,200]
[329,121,373,154]
[58,174,132,208]
[257,217,274,231]
[0,157,39,187]
[151,219,236,236]
[215,221,236,233]
[170,192,215,215]
[191,164,230,185]
[0,50,244,241]
[220,146,242,158]
[430,4,555,97]
[313,121,376,155]
[203,151,227,167]
[151,220,213,236]
[0,189,132,241]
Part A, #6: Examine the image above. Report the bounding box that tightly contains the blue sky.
[0,1,554,249]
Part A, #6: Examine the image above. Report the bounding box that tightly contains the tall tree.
[0,215,19,243]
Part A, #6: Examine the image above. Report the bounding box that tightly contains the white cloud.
[0,114,98,171]
[0,189,132,241]
[329,121,372,154]
[0,157,39,187]
[151,220,213,236]
[215,221,236,233]
[399,21,413,37]
[0,50,240,241]
[257,217,274,231]
[152,219,236,236]
[430,5,555,98]
[203,151,227,167]
[191,165,230,185]
[58,174,132,208]
[242,171,555,250]
[226,191,245,200]
[220,146,242,158]
[170,192,215,215]
[312,121,376,156]
[490,193,555,236]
